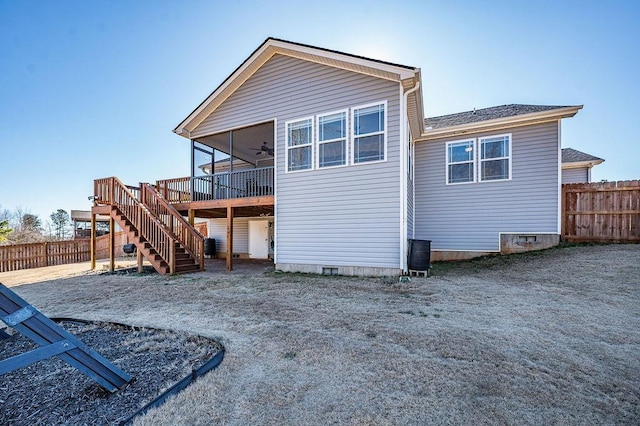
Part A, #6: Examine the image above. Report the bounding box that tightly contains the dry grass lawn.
[2,244,639,425]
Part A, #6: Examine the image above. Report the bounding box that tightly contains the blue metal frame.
[0,283,132,392]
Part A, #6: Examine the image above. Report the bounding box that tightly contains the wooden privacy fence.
[0,241,91,273]
[95,231,128,260]
[562,180,640,243]
[0,223,208,273]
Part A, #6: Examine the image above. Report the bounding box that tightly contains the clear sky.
[1,0,638,223]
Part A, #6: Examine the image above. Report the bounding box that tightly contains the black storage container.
[123,244,136,254]
[204,238,216,258]
[408,239,431,271]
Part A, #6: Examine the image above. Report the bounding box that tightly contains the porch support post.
[90,212,96,270]
[109,216,115,272]
[190,139,195,201]
[137,248,143,273]
[188,209,195,226]
[226,206,234,271]
[229,130,233,174]
[228,131,233,199]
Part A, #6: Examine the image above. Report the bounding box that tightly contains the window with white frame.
[446,139,475,184]
[317,111,347,168]
[286,117,313,172]
[479,134,511,181]
[352,102,386,164]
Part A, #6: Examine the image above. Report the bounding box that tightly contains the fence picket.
[562,180,640,243]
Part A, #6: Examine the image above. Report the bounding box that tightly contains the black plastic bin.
[204,238,216,258]
[408,239,431,271]
[123,244,136,254]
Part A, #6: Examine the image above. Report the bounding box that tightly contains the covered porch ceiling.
[194,121,274,165]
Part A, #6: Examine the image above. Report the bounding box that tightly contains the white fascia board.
[174,42,276,137]
[268,39,418,81]
[416,106,583,142]
[562,160,604,169]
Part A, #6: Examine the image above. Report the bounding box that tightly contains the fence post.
[109,216,115,272]
[90,212,96,270]
[44,242,49,267]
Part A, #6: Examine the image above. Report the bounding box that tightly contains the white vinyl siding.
[192,54,402,269]
[209,217,274,256]
[562,167,589,183]
[415,122,560,252]
[208,218,250,254]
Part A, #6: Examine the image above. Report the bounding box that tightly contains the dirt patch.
[0,320,222,425]
[2,244,639,425]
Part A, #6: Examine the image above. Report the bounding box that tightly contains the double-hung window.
[317,111,347,168]
[446,139,475,184]
[352,102,386,164]
[479,134,511,181]
[286,117,313,172]
[445,134,512,184]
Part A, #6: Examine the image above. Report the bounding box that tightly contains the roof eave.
[562,159,604,169]
[416,105,583,142]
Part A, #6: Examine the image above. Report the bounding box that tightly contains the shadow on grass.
[430,242,606,277]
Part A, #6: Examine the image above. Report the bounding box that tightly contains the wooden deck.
[92,173,274,273]
[171,195,274,218]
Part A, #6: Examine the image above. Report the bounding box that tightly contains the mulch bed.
[0,320,223,425]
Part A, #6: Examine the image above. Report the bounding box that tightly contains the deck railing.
[95,177,176,272]
[156,167,274,203]
[140,183,204,270]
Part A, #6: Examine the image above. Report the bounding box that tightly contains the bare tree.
[6,208,45,244]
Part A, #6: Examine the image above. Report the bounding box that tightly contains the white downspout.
[400,81,421,274]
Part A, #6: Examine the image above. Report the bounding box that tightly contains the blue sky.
[1,0,638,223]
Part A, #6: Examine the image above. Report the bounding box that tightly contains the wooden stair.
[111,209,200,275]
[94,176,204,275]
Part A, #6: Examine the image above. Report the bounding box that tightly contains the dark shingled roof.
[562,148,604,164]
[424,104,573,130]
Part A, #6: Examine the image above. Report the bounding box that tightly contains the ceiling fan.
[251,141,274,156]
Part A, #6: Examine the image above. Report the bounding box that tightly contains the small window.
[317,111,347,168]
[352,102,386,164]
[322,267,339,275]
[479,134,510,181]
[446,140,475,184]
[286,118,313,172]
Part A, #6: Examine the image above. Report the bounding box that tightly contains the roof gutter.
[400,80,421,274]
[416,105,583,142]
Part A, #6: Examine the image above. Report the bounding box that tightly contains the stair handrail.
[140,183,205,271]
[95,177,177,274]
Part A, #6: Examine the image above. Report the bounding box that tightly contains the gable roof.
[562,148,604,166]
[174,37,421,138]
[418,104,583,141]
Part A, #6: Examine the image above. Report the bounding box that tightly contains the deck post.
[226,206,234,271]
[90,212,96,270]
[188,209,195,226]
[109,216,115,272]
[137,248,143,273]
